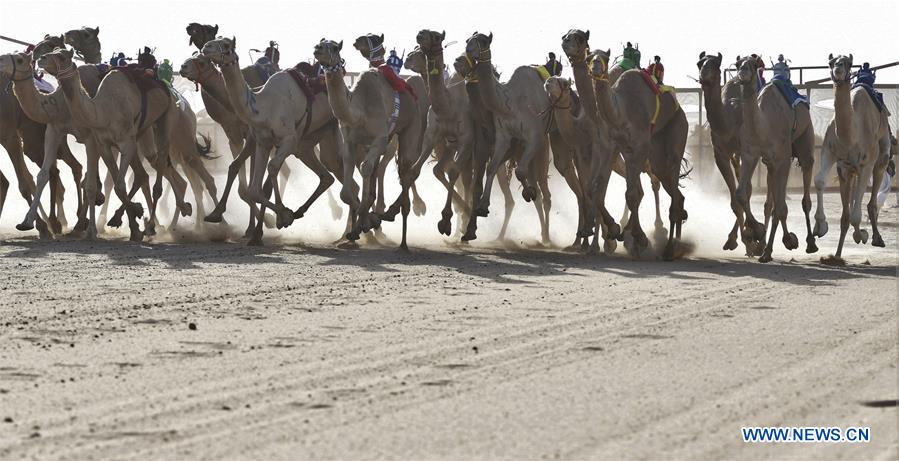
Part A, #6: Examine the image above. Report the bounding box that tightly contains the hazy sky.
[2,0,898,87]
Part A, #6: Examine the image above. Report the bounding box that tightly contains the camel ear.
[93,27,99,36]
[59,34,64,43]
[488,32,493,44]
[213,25,219,35]
[699,51,705,59]
[585,30,590,41]
[717,52,722,61]
[379,33,384,42]
[828,53,833,61]
[44,34,51,40]
[848,53,853,63]
[232,36,236,48]
[338,40,343,51]
[735,55,741,63]
[441,30,446,40]
[63,48,74,59]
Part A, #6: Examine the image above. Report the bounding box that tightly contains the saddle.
[531,65,551,82]
[638,69,679,131]
[378,64,417,100]
[770,76,809,109]
[116,64,170,130]
[852,82,889,115]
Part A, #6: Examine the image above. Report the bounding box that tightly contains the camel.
[61,28,222,233]
[313,38,426,250]
[38,47,175,241]
[462,32,554,244]
[560,30,667,245]
[588,48,688,260]
[695,51,767,255]
[0,68,79,238]
[408,30,475,237]
[351,33,429,224]
[731,55,816,263]
[451,47,552,244]
[202,36,341,244]
[813,54,891,262]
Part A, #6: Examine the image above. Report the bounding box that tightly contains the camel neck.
[740,79,766,139]
[701,80,728,135]
[570,60,600,126]
[475,60,507,116]
[79,45,102,65]
[58,69,104,129]
[593,77,621,128]
[551,95,579,139]
[12,75,52,124]
[323,69,361,127]
[833,81,854,144]
[426,51,451,118]
[200,70,233,112]
[218,58,254,123]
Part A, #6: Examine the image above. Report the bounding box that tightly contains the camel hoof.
[820,254,845,266]
[131,229,145,242]
[783,232,799,250]
[204,211,224,223]
[107,213,123,228]
[35,220,51,239]
[412,198,426,217]
[369,214,382,230]
[16,220,35,232]
[396,244,410,253]
[605,223,621,241]
[723,238,738,251]
[346,230,361,242]
[521,186,536,203]
[143,222,156,238]
[806,236,819,254]
[247,235,264,247]
[130,202,145,219]
[336,239,359,249]
[437,218,452,236]
[179,202,193,218]
[663,244,676,262]
[872,233,885,248]
[48,217,63,235]
[853,229,868,244]
[94,192,105,206]
[72,218,88,233]
[604,238,617,255]
[813,219,828,238]
[276,207,295,229]
[461,229,477,242]
[293,207,307,220]
[758,252,773,263]
[653,226,668,241]
[474,207,489,217]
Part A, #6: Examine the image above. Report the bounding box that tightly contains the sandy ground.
[0,190,896,460]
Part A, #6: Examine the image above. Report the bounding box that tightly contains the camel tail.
[195,133,218,160]
[679,155,693,183]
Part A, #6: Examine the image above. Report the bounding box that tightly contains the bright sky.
[2,0,898,87]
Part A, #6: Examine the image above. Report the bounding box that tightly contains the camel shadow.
[0,236,288,270]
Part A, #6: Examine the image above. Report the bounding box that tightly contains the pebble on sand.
[188,322,197,331]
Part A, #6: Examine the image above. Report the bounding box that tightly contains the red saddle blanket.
[378,65,417,101]
[116,64,168,94]
[638,69,661,95]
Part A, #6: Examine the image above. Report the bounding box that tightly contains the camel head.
[353,33,385,63]
[37,47,76,79]
[735,55,758,85]
[63,27,100,53]
[465,32,493,63]
[179,53,216,82]
[697,51,723,87]
[0,52,34,81]
[187,23,219,51]
[201,36,238,66]
[314,39,345,72]
[561,29,590,63]
[588,48,611,81]
[416,29,446,56]
[828,53,853,83]
[31,34,65,61]
[404,47,426,74]
[544,76,573,105]
[453,53,475,79]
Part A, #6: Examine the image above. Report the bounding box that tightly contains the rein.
[54,58,79,80]
[189,58,217,91]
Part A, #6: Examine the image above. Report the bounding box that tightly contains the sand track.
[0,203,897,460]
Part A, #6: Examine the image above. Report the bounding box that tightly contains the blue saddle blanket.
[852,82,886,113]
[770,75,808,108]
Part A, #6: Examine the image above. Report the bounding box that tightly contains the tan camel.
[561,29,666,244]
[202,36,340,244]
[452,48,552,244]
[462,32,554,243]
[38,47,174,241]
[187,24,270,89]
[814,54,891,263]
[61,29,221,233]
[313,38,426,250]
[0,67,77,238]
[351,33,429,224]
[732,55,816,263]
[695,51,761,254]
[589,48,688,260]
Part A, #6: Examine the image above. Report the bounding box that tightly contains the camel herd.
[0,25,894,264]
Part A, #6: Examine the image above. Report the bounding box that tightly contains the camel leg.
[180,146,220,213]
[98,168,115,227]
[831,166,852,260]
[622,148,649,256]
[476,132,512,216]
[549,133,584,248]
[109,161,152,228]
[353,137,388,237]
[254,135,298,229]
[82,138,103,240]
[868,138,889,248]
[374,142,395,216]
[813,143,835,239]
[494,166,515,241]
[849,165,872,245]
[513,136,548,203]
[461,126,489,241]
[434,144,460,236]
[145,115,175,239]
[57,139,88,234]
[736,154,764,254]
[760,160,790,263]
[797,150,817,254]
[0,172,7,221]
[111,140,144,241]
[206,137,255,223]
[12,124,57,235]
[713,148,743,251]
[535,166,552,245]
[650,175,665,238]
[291,144,336,222]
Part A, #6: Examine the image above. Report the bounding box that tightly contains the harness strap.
[388,92,401,139]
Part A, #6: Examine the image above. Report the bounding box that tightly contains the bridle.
[209,42,239,68]
[589,53,608,82]
[467,36,491,63]
[424,46,444,76]
[319,43,345,74]
[188,57,217,90]
[49,53,79,80]
[8,55,33,82]
[830,59,851,84]
[365,35,384,65]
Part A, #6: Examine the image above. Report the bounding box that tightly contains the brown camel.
[202,36,341,244]
[732,55,816,263]
[38,47,174,241]
[695,51,764,255]
[814,54,891,263]
[462,32,553,244]
[61,28,221,233]
[561,29,666,245]
[313,38,426,250]
[589,48,688,260]
[452,48,551,244]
